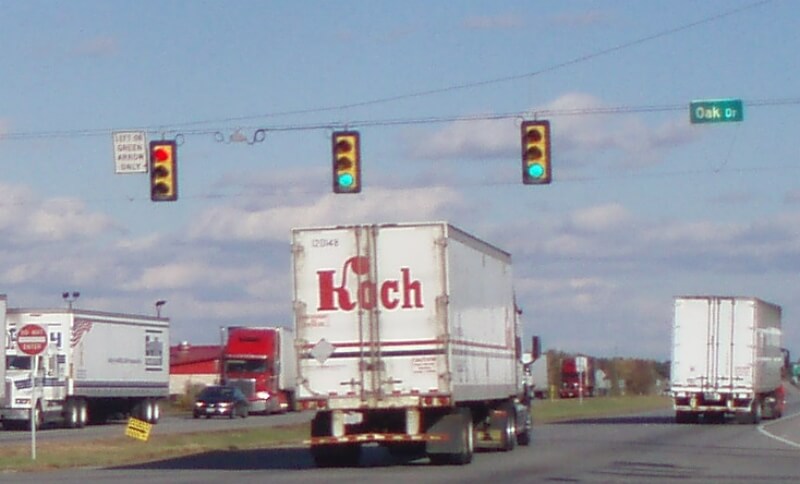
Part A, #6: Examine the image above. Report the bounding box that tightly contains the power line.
[3,97,800,143]
[0,0,777,142]
[172,0,774,128]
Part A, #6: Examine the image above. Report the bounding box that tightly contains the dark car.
[193,385,249,419]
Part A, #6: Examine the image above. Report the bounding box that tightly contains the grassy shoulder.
[0,395,671,473]
[532,395,671,424]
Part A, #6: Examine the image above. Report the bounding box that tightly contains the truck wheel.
[735,400,762,425]
[77,399,88,428]
[65,400,80,429]
[675,411,698,424]
[516,408,532,446]
[750,400,762,424]
[494,405,516,452]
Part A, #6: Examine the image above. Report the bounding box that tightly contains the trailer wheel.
[150,400,161,424]
[675,411,698,424]
[143,400,155,423]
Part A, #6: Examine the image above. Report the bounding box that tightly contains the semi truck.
[670,296,784,424]
[559,356,595,398]
[292,222,535,467]
[220,326,296,413]
[1,306,169,429]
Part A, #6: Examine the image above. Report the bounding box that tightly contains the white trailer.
[529,357,549,399]
[2,308,169,429]
[292,222,533,467]
[670,296,784,424]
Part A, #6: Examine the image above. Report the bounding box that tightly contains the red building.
[169,342,222,396]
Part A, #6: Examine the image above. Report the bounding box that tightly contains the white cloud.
[125,261,263,291]
[406,118,517,160]
[188,185,465,243]
[570,203,632,233]
[404,93,697,169]
[0,185,120,244]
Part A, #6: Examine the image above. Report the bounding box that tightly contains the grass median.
[0,395,671,473]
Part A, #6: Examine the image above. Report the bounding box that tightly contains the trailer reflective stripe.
[306,433,446,445]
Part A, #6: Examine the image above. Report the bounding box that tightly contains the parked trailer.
[292,222,534,467]
[220,326,296,413]
[670,296,784,424]
[1,308,169,429]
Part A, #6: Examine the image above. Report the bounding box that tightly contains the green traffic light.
[527,163,545,179]
[338,173,354,187]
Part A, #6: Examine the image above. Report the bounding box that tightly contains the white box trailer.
[670,296,784,424]
[292,222,534,466]
[2,308,169,429]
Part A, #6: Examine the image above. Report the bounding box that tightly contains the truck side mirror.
[531,336,541,361]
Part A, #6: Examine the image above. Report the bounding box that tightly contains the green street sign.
[690,99,744,124]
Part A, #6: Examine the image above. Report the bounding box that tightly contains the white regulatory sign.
[113,131,148,174]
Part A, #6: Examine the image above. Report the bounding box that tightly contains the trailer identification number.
[312,238,339,248]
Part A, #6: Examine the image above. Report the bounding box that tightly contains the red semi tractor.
[220,326,297,413]
[559,356,595,399]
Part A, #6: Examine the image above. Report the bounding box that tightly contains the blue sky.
[1,0,798,359]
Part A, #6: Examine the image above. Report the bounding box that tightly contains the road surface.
[3,405,800,483]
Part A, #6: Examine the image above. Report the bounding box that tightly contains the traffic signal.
[332,131,361,194]
[149,140,178,202]
[521,120,551,185]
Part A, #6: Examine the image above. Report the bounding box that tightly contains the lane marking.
[758,410,800,449]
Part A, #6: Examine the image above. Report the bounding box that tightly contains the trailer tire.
[675,411,698,424]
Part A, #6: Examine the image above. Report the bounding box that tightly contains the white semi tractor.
[1,306,169,429]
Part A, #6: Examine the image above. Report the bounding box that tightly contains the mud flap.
[426,408,473,465]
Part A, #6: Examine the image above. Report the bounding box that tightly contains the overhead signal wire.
[0,0,777,141]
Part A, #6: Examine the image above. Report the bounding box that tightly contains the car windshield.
[6,355,32,370]
[200,387,237,399]
[224,358,269,373]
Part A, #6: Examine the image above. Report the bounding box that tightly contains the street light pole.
[62,292,80,310]
[155,300,166,318]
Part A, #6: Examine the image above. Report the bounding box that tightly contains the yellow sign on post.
[125,417,152,441]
